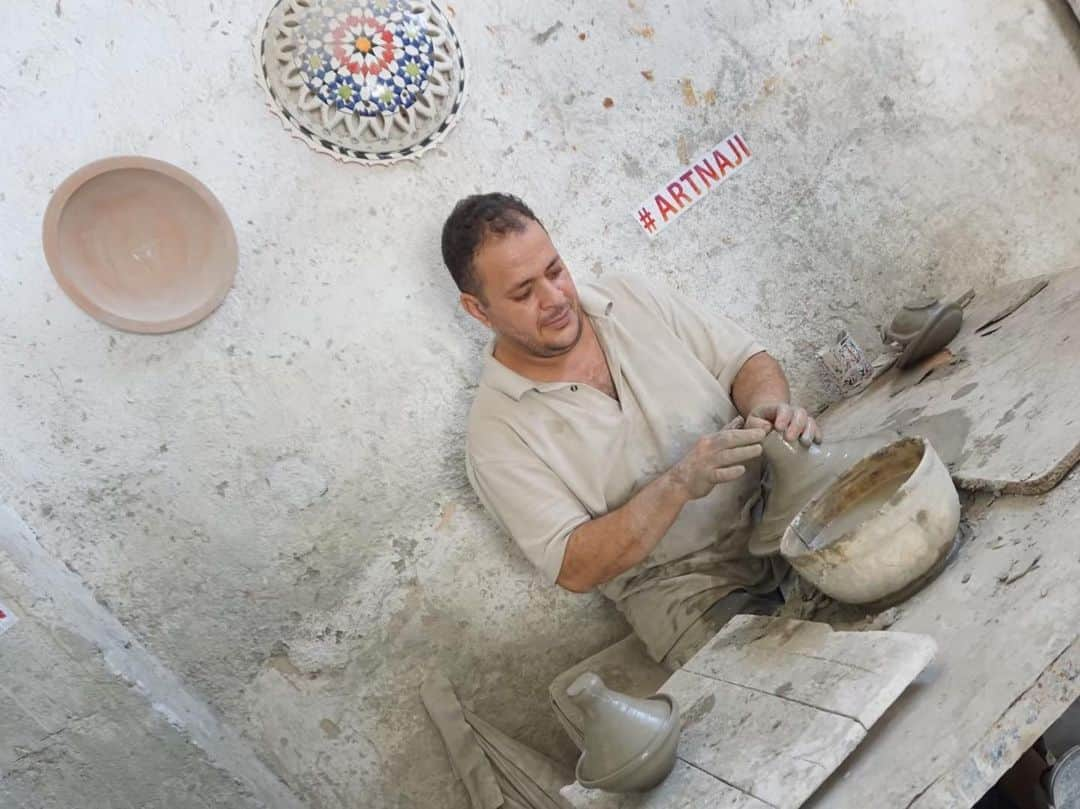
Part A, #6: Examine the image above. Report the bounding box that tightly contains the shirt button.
[570,385,578,392]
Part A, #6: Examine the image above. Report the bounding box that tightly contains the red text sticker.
[0,601,17,637]
[633,131,753,238]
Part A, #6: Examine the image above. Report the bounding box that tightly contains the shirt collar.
[578,283,614,319]
[479,282,616,401]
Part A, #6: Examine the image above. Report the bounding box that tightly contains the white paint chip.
[632,131,753,238]
[0,600,18,636]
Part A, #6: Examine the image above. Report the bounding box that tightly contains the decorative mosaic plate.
[256,0,467,165]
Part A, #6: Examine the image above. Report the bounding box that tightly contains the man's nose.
[537,279,566,308]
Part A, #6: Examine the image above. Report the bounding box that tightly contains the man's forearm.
[556,470,690,593]
[731,351,789,416]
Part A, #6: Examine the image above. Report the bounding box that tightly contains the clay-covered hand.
[749,402,823,446]
[669,416,767,500]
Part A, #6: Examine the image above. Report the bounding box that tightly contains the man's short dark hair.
[441,193,542,299]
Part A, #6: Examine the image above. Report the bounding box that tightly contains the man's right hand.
[669,416,766,500]
[558,416,765,593]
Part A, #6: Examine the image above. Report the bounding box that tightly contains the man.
[442,193,821,673]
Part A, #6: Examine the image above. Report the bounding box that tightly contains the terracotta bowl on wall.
[42,156,238,334]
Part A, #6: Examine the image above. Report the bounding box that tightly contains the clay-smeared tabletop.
[803,479,1080,808]
[818,268,1080,494]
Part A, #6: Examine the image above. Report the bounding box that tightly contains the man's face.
[463,219,583,358]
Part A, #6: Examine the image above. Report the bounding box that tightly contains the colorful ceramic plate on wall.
[256,0,467,165]
[41,156,238,334]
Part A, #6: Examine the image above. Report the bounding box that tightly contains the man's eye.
[513,291,530,301]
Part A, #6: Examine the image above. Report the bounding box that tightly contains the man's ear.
[460,292,492,329]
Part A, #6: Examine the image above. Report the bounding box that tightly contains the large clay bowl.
[576,695,681,793]
[780,437,959,605]
[42,156,238,333]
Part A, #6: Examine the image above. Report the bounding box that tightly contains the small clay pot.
[567,672,681,793]
[885,299,963,369]
[780,437,960,605]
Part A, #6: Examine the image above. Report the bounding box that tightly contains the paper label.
[0,601,18,637]
[633,131,753,238]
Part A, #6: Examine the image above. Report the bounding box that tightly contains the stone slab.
[562,616,934,809]
[562,759,773,809]
[682,616,937,730]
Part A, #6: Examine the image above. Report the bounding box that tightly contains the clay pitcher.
[567,672,680,792]
[748,430,899,557]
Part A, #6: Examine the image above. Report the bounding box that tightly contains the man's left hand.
[748,402,822,446]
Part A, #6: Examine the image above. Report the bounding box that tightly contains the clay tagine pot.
[748,430,899,558]
[567,672,681,793]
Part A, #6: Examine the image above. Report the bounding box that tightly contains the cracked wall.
[1,1,1079,807]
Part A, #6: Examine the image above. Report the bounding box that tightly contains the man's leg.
[660,589,784,672]
[548,588,785,748]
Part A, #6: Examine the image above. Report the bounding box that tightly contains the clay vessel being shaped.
[568,672,681,793]
[748,430,899,557]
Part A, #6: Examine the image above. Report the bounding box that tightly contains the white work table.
[565,272,1080,808]
[808,269,1080,807]
[803,482,1079,808]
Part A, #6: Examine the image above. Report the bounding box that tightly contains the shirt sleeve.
[466,450,591,585]
[630,275,766,394]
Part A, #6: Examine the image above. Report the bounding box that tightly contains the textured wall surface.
[0,606,260,809]
[1,1,1079,807]
[0,515,264,809]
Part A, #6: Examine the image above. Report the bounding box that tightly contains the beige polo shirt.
[465,273,785,661]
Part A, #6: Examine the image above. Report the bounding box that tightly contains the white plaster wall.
[1,1,1079,807]
[0,506,287,809]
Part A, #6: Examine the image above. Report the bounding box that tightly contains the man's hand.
[558,416,765,592]
[748,402,822,446]
[669,417,767,500]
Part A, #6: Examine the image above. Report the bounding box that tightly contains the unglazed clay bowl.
[780,436,959,605]
[576,694,681,793]
[42,156,238,333]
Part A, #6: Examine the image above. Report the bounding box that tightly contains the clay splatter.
[533,21,563,45]
[680,78,698,106]
[682,694,716,727]
[951,382,979,401]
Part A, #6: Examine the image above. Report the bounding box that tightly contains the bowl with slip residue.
[779,436,959,606]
